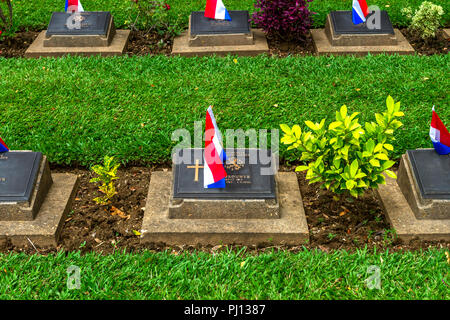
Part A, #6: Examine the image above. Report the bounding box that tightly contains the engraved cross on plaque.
[187,159,204,182]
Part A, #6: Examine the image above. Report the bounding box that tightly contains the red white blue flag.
[352,0,369,24]
[430,106,450,155]
[205,0,231,21]
[204,106,227,188]
[0,137,9,153]
[65,0,84,12]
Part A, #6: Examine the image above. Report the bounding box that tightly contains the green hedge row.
[0,55,448,166]
[1,249,448,299]
[9,0,450,31]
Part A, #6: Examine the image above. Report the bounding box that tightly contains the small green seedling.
[89,156,120,205]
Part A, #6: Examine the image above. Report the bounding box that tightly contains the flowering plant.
[251,0,315,41]
[129,0,178,36]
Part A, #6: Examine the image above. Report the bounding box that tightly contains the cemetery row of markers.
[1,1,448,248]
[24,0,418,57]
[0,101,449,248]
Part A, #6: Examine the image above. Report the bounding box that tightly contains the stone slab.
[0,151,42,202]
[44,16,116,47]
[189,11,253,47]
[171,148,279,219]
[172,28,269,57]
[24,29,130,58]
[173,148,276,200]
[325,13,397,47]
[0,153,53,221]
[0,173,79,247]
[330,11,395,35]
[311,28,415,56]
[141,171,309,245]
[190,11,251,35]
[397,151,449,220]
[46,11,112,36]
[376,174,450,242]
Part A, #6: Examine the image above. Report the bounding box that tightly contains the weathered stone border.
[0,173,79,247]
[25,30,130,58]
[311,29,415,56]
[172,29,269,57]
[376,175,450,242]
[141,171,309,245]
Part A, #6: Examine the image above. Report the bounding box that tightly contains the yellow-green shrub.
[281,96,404,198]
[89,156,120,205]
[402,1,444,39]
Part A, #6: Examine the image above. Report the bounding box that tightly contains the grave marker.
[172,11,269,56]
[25,11,130,57]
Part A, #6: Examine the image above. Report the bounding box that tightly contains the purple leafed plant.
[251,0,315,41]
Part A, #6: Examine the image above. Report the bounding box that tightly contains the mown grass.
[0,54,448,166]
[8,0,450,31]
[0,249,448,299]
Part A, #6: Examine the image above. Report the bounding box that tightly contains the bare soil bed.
[401,28,449,55]
[0,166,448,255]
[1,28,448,58]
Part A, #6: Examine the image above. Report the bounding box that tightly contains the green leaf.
[375,153,389,160]
[355,171,367,179]
[374,143,384,153]
[370,159,380,167]
[346,180,356,190]
[292,125,302,138]
[386,95,395,114]
[295,166,309,172]
[385,170,397,179]
[365,139,375,154]
[375,113,385,127]
[305,121,318,131]
[333,158,341,169]
[280,124,292,135]
[340,105,347,119]
[328,121,342,130]
[383,144,394,151]
[382,160,395,170]
[281,136,296,144]
[350,189,359,198]
[350,159,358,178]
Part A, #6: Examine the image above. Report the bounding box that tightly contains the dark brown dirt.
[0,31,39,58]
[1,166,448,255]
[125,30,173,56]
[267,32,316,56]
[401,28,449,55]
[56,166,151,253]
[1,28,449,58]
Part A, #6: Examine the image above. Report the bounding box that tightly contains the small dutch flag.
[430,106,450,155]
[203,106,227,188]
[204,0,231,21]
[0,137,9,153]
[65,0,84,13]
[352,0,369,25]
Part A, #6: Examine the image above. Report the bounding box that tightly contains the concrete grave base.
[0,173,79,247]
[0,154,53,221]
[397,152,449,220]
[311,28,415,56]
[172,29,269,57]
[141,171,309,245]
[443,29,450,39]
[376,175,450,242]
[25,30,130,58]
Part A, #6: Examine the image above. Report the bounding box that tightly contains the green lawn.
[0,54,448,166]
[8,0,450,31]
[0,249,448,299]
